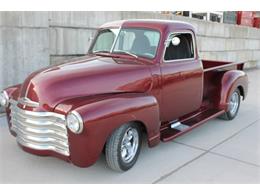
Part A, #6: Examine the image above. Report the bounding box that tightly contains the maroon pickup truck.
[0,19,248,172]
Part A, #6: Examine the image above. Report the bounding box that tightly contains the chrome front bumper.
[9,100,70,156]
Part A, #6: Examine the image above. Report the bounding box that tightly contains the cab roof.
[100,19,196,33]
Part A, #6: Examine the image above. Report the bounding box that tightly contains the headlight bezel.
[66,111,84,134]
[0,90,9,108]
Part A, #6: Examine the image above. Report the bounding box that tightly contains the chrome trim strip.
[110,26,122,53]
[10,111,66,127]
[2,90,9,100]
[11,113,66,129]
[11,122,68,140]
[9,100,70,156]
[18,97,40,108]
[13,126,68,147]
[10,99,65,119]
[16,137,70,156]
[24,81,31,101]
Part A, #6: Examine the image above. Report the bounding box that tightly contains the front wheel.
[219,89,241,120]
[105,122,142,172]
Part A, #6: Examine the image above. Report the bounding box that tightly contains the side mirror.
[171,36,180,46]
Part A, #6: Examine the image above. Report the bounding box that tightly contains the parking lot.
[0,68,259,184]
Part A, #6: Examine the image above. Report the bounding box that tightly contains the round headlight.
[0,91,9,107]
[66,111,84,134]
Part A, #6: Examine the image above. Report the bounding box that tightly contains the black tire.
[219,89,241,120]
[105,122,142,172]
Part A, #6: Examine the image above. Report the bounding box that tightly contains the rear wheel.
[105,122,142,172]
[219,89,241,120]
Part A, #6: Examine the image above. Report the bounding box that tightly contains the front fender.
[58,93,160,167]
[4,84,22,100]
[219,70,248,111]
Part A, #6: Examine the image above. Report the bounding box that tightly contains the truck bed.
[202,59,244,72]
[202,59,245,108]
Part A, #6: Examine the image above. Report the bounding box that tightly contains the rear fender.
[219,70,248,111]
[67,93,160,167]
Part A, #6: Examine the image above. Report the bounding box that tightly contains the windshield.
[90,28,160,59]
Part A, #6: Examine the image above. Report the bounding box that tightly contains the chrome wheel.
[120,127,139,163]
[106,122,142,172]
[229,91,240,116]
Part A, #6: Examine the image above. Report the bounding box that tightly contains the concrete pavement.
[0,69,259,183]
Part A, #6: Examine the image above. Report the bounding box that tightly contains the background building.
[0,11,260,93]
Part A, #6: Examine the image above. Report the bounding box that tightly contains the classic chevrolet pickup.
[0,19,248,172]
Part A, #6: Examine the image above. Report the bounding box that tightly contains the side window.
[164,33,195,61]
[92,29,117,52]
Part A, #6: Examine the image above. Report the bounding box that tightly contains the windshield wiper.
[92,50,113,57]
[93,50,110,54]
[113,50,138,58]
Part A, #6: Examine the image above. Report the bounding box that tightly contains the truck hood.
[19,55,153,111]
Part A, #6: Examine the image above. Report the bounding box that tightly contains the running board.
[170,122,190,131]
[160,109,225,142]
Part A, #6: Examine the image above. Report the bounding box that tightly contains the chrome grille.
[9,100,70,156]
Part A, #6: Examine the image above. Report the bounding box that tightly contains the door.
[160,32,204,122]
